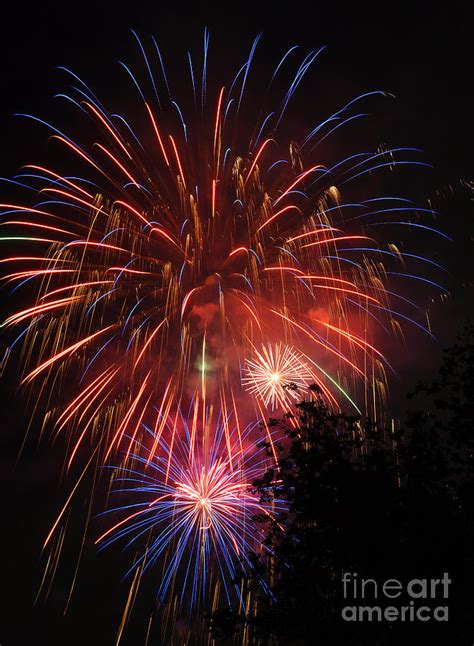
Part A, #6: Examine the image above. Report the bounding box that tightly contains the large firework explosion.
[0,29,448,639]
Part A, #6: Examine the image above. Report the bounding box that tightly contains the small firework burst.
[242,343,316,410]
[97,409,283,610]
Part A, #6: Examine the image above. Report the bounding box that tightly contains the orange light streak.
[22,324,114,384]
[144,103,170,167]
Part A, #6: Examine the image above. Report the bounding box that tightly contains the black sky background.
[0,2,473,645]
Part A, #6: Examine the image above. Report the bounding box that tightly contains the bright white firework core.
[242,343,315,410]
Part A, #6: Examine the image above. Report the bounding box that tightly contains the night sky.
[0,2,473,644]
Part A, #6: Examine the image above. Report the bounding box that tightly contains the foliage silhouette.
[211,324,474,645]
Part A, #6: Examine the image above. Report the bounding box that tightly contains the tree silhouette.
[211,324,474,645]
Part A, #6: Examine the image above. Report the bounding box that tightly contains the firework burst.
[0,30,449,629]
[0,31,448,472]
[242,343,316,410]
[96,404,283,611]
